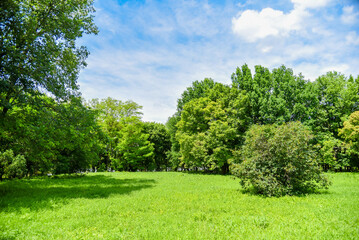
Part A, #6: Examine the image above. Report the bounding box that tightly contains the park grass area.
[0,172,358,239]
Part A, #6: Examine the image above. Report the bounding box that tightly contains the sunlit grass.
[0,172,358,239]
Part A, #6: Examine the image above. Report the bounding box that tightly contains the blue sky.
[78,0,359,123]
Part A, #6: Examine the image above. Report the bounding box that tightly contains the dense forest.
[1,0,359,180]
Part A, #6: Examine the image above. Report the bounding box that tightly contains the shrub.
[231,122,330,196]
[0,150,27,179]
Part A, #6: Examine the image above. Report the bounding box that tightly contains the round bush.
[231,122,330,196]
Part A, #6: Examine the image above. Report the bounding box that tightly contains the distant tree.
[318,136,349,171]
[167,78,216,170]
[176,84,249,173]
[339,111,359,169]
[143,122,171,171]
[87,97,143,169]
[0,0,98,118]
[117,122,154,171]
[231,122,330,196]
[166,114,181,170]
[311,72,359,138]
[88,97,156,171]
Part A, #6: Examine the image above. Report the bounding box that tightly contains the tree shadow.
[238,186,332,198]
[0,174,155,212]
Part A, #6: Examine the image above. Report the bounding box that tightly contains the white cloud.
[77,0,359,123]
[261,46,272,53]
[232,7,305,42]
[341,6,359,24]
[291,0,331,9]
[346,31,359,45]
[232,0,330,42]
[322,64,350,74]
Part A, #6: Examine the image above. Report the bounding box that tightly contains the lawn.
[0,172,358,239]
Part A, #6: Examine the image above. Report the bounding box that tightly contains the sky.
[77,0,359,123]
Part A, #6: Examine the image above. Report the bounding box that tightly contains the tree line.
[1,0,359,180]
[1,64,359,179]
[167,66,359,174]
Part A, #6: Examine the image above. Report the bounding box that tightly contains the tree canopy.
[0,0,98,116]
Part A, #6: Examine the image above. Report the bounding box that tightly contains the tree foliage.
[143,122,171,170]
[0,0,98,116]
[175,84,249,173]
[0,149,26,180]
[1,94,101,175]
[88,97,154,171]
[339,111,359,168]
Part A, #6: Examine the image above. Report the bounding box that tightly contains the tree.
[176,84,249,173]
[0,0,98,117]
[1,94,102,175]
[117,122,154,171]
[87,97,143,169]
[318,136,350,171]
[339,111,359,169]
[0,149,26,180]
[177,78,215,113]
[143,122,171,171]
[231,122,330,196]
[87,97,156,171]
[167,78,216,170]
[311,72,359,138]
[166,114,181,170]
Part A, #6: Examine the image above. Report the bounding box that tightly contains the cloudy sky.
[77,0,359,123]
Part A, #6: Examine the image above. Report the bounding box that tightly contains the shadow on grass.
[181,170,229,175]
[239,186,331,198]
[0,174,155,212]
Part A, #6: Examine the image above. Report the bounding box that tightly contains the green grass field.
[0,172,358,239]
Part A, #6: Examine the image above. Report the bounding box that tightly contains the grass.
[0,172,358,239]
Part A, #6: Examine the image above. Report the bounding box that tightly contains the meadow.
[0,172,358,239]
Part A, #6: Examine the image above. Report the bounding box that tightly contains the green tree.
[177,78,215,112]
[176,85,249,173]
[1,94,101,175]
[0,149,26,180]
[117,122,154,171]
[339,111,359,169]
[167,78,216,170]
[318,136,349,171]
[0,0,98,117]
[166,114,181,170]
[143,122,171,171]
[231,122,330,196]
[87,97,143,169]
[311,72,359,138]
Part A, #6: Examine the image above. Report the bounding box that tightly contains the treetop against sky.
[77,0,359,123]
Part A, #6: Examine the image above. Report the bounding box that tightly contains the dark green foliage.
[166,114,181,169]
[231,65,315,124]
[231,122,330,196]
[143,122,171,170]
[117,122,154,171]
[0,149,26,179]
[1,94,101,175]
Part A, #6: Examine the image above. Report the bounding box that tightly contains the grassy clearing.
[0,172,358,239]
